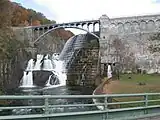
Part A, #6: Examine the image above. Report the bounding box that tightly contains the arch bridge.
[27,20,100,42]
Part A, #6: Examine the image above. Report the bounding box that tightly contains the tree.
[111,36,125,64]
[0,0,26,92]
[0,0,21,59]
[27,9,56,25]
[111,36,136,73]
[0,0,13,27]
[32,20,41,26]
[41,18,56,25]
[11,3,29,26]
[148,32,160,53]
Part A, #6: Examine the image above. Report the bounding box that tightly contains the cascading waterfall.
[12,34,100,115]
[19,59,35,88]
[20,54,67,88]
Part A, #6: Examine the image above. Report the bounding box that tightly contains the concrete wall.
[99,14,160,73]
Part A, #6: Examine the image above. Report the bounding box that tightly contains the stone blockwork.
[59,34,99,87]
[99,14,160,73]
[67,48,99,87]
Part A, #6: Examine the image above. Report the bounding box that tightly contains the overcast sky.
[11,0,160,22]
[11,0,160,34]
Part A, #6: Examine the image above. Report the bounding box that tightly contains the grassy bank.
[103,74,160,107]
[104,74,160,94]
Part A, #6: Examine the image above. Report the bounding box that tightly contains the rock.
[33,71,53,87]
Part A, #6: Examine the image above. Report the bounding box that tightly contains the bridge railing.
[0,93,160,119]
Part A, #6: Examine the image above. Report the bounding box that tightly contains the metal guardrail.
[0,93,160,119]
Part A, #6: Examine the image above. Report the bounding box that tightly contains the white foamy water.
[34,54,43,70]
[107,65,112,79]
[20,71,34,88]
[20,54,67,88]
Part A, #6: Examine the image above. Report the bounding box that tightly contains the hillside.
[11,2,55,26]
[4,0,74,40]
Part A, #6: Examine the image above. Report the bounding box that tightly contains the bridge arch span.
[34,26,100,44]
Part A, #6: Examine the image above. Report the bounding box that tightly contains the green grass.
[111,74,160,94]
[104,74,160,108]
[119,74,160,84]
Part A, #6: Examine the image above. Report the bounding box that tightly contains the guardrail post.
[104,96,108,119]
[104,96,108,110]
[45,98,49,114]
[144,94,148,114]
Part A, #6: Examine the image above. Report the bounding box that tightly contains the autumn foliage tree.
[0,0,27,91]
[0,0,12,27]
[32,20,41,26]
[10,3,56,27]
[27,9,56,25]
[0,0,19,59]
[11,2,29,26]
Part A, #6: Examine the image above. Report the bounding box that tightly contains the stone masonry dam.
[13,14,160,86]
